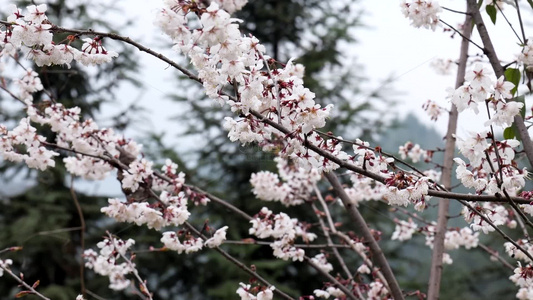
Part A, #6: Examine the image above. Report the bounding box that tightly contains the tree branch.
[428,4,472,299]
[324,172,404,300]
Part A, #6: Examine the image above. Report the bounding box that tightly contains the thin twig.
[439,19,484,51]
[441,6,469,15]
[223,240,352,249]
[108,233,152,300]
[304,256,358,300]
[70,178,86,297]
[324,172,404,300]
[86,289,109,300]
[495,3,523,44]
[312,201,353,280]
[514,0,527,44]
[478,243,514,270]
[182,222,296,300]
[0,264,50,300]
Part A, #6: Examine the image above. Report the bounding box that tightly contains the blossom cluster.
[310,253,334,273]
[506,240,533,299]
[84,237,136,291]
[1,4,118,67]
[400,0,442,30]
[518,37,533,70]
[398,141,429,163]
[212,0,249,14]
[160,226,229,253]
[155,2,342,173]
[510,263,533,300]
[423,99,445,121]
[249,207,316,261]
[0,259,13,277]
[250,157,321,206]
[454,135,526,196]
[448,64,519,127]
[236,282,275,300]
[391,218,418,241]
[462,202,516,234]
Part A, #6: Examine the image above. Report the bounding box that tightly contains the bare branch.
[324,171,404,300]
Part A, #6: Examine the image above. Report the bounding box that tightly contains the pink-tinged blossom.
[462,203,512,234]
[400,0,442,30]
[250,157,321,206]
[391,218,417,241]
[83,237,136,291]
[160,231,203,254]
[423,99,444,121]
[24,4,48,24]
[236,283,274,300]
[213,0,248,13]
[0,259,13,277]
[121,159,154,193]
[205,226,229,248]
[357,263,371,274]
[368,281,388,299]
[456,132,489,167]
[398,141,426,163]
[310,254,333,273]
[493,75,514,100]
[485,101,523,127]
[465,64,493,90]
[155,2,335,172]
[518,37,533,70]
[430,58,455,75]
[505,241,533,263]
[249,207,312,261]
[509,263,533,300]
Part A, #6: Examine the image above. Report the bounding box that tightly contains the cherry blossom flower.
[392,218,418,241]
[518,37,533,70]
[311,254,333,273]
[400,0,442,30]
[84,237,136,291]
[205,226,229,248]
[0,259,13,277]
[24,4,48,24]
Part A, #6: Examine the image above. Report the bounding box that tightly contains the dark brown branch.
[304,256,358,300]
[324,172,404,300]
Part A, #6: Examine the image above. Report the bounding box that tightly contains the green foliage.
[485,4,497,24]
[505,68,521,96]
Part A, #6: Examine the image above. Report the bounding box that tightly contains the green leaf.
[504,68,521,96]
[503,126,517,140]
[528,0,533,9]
[485,5,497,24]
